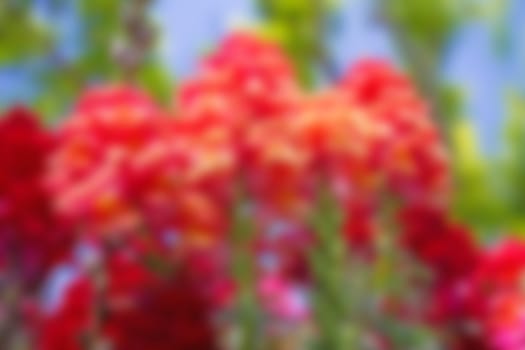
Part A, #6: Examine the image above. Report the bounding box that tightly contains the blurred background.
[0,0,524,238]
[1,2,525,349]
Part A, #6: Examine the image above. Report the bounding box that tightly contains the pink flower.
[258,274,310,322]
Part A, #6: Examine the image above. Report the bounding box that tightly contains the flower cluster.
[340,59,449,204]
[178,31,301,126]
[0,31,523,350]
[38,250,218,350]
[397,205,525,350]
[46,87,166,237]
[450,239,525,350]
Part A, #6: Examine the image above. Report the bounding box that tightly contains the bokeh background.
[1,2,525,350]
[1,0,524,238]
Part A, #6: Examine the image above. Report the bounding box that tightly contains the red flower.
[176,32,307,225]
[449,239,525,350]
[47,86,165,237]
[38,277,95,350]
[177,31,300,132]
[339,59,422,108]
[38,250,219,350]
[399,204,480,285]
[101,250,219,350]
[473,239,525,289]
[201,31,301,119]
[105,270,218,350]
[0,106,70,286]
[343,198,377,256]
[340,59,450,205]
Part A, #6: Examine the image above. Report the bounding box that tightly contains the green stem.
[231,200,260,350]
[310,187,356,350]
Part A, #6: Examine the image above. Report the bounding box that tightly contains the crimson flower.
[0,106,70,287]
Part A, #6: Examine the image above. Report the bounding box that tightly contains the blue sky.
[1,0,523,153]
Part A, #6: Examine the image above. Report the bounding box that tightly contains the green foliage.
[77,0,122,80]
[31,0,123,120]
[0,2,52,63]
[258,0,339,87]
[438,83,463,127]
[452,91,525,237]
[309,186,354,349]
[231,192,261,350]
[381,0,465,50]
[502,92,525,234]
[379,0,470,135]
[379,0,521,240]
[136,61,173,106]
[35,0,171,120]
[0,0,172,120]
[451,119,506,236]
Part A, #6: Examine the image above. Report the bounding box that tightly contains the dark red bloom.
[105,271,217,350]
[38,277,95,350]
[447,240,525,350]
[400,207,525,350]
[38,251,219,350]
[102,252,218,350]
[343,198,377,257]
[399,204,480,285]
[0,106,70,287]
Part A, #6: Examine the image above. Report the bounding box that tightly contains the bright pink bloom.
[258,274,310,322]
